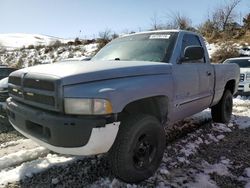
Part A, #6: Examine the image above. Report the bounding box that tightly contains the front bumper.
[237,82,250,95]
[7,98,120,155]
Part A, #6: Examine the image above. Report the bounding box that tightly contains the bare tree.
[95,29,113,54]
[243,13,250,30]
[166,11,192,30]
[212,0,241,31]
[150,12,162,30]
[98,29,112,41]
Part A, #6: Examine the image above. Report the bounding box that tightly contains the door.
[197,63,214,108]
[172,33,213,121]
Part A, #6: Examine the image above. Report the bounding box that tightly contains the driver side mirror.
[182,46,204,62]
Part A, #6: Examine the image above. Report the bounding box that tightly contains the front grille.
[9,76,21,85]
[9,88,23,98]
[24,92,55,106]
[240,74,245,82]
[24,78,55,91]
[8,73,60,111]
[0,91,8,102]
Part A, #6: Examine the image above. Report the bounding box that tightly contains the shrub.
[14,58,24,69]
[27,45,35,49]
[0,48,6,54]
[67,41,74,45]
[74,37,82,45]
[211,42,240,63]
[95,38,109,53]
[51,40,62,49]
[243,13,250,30]
[44,46,53,54]
[83,39,96,45]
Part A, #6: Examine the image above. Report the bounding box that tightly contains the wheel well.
[225,80,235,94]
[120,96,168,123]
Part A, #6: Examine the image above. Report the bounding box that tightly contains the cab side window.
[181,34,205,63]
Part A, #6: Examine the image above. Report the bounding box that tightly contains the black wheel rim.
[133,134,157,169]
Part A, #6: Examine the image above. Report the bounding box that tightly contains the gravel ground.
[0,115,24,144]
[2,115,248,188]
[1,99,250,188]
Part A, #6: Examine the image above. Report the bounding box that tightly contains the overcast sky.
[0,0,249,39]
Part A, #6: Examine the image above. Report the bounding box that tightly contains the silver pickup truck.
[7,30,240,183]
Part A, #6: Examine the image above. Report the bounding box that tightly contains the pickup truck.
[6,30,240,183]
[224,57,250,95]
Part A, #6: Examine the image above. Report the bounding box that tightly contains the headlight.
[246,73,250,80]
[64,98,112,115]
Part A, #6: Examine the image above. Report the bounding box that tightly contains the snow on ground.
[0,42,98,68]
[233,96,250,129]
[0,146,49,169]
[206,41,250,58]
[0,33,98,68]
[0,139,40,156]
[0,154,80,187]
[0,33,69,49]
[206,42,220,58]
[84,43,98,56]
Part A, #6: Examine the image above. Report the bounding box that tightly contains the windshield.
[224,59,250,68]
[92,32,177,63]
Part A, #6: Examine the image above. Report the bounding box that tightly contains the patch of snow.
[202,160,231,176]
[191,109,211,122]
[51,177,59,184]
[206,42,219,59]
[245,182,250,188]
[179,136,204,157]
[233,97,250,129]
[235,118,250,129]
[159,169,170,175]
[0,139,28,149]
[245,168,250,178]
[238,168,250,188]
[186,159,232,188]
[0,146,49,169]
[208,134,219,142]
[0,139,40,157]
[0,154,79,187]
[212,123,232,133]
[185,173,218,188]
[84,43,98,56]
[216,135,225,140]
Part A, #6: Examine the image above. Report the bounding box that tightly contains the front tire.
[109,114,165,183]
[211,90,233,123]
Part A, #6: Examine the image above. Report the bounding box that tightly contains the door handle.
[206,71,211,76]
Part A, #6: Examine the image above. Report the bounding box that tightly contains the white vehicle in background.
[224,57,250,95]
[239,47,250,56]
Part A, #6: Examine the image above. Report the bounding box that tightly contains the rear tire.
[211,90,233,123]
[109,114,165,183]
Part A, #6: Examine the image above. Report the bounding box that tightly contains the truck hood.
[12,60,172,85]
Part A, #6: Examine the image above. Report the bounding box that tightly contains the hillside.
[0,33,98,68]
[0,32,249,68]
[0,33,69,50]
